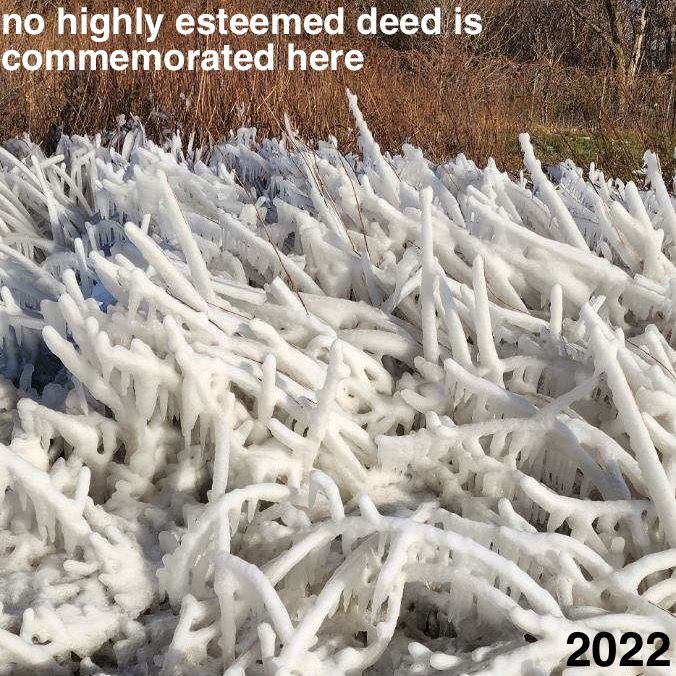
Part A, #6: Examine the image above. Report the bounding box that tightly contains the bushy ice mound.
[0,92,674,675]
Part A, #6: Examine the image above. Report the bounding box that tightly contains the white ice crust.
[0,93,674,675]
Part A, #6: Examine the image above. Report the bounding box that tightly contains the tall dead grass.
[0,0,673,178]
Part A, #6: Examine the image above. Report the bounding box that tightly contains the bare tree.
[561,1,651,92]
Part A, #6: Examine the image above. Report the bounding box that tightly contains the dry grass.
[0,0,673,178]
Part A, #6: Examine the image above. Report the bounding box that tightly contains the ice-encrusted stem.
[211,393,235,500]
[303,340,348,470]
[472,257,503,384]
[216,553,294,641]
[550,283,563,336]
[590,327,676,546]
[0,441,91,551]
[347,89,400,207]
[158,171,215,302]
[159,484,292,608]
[420,187,440,363]
[124,221,208,312]
[439,275,474,370]
[520,133,589,251]
[644,151,676,251]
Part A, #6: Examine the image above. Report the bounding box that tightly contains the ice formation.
[0,92,674,675]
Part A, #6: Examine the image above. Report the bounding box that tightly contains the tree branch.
[561,0,610,44]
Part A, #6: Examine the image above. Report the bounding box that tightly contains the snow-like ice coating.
[0,92,674,675]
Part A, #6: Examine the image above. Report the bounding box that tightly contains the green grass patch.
[529,130,674,181]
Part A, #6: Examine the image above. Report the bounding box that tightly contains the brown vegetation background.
[0,0,674,177]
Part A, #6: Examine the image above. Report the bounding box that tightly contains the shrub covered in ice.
[0,93,674,675]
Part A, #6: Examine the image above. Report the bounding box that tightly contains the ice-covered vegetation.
[0,92,674,675]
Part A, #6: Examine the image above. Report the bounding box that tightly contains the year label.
[567,631,671,667]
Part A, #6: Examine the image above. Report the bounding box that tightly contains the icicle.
[420,187,439,363]
[472,257,503,385]
[211,393,235,500]
[549,284,563,337]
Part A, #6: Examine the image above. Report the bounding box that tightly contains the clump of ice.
[0,91,674,675]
